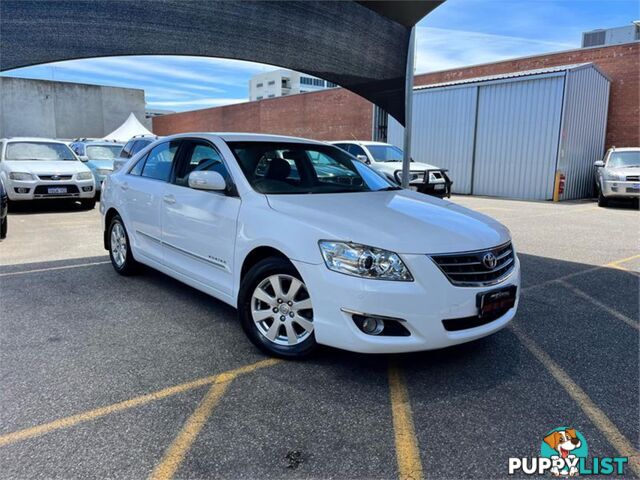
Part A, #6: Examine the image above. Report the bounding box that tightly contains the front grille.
[626,175,639,181]
[626,187,640,193]
[38,175,72,181]
[34,184,79,197]
[430,242,515,287]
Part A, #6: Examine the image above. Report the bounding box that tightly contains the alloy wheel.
[110,222,127,268]
[251,274,313,346]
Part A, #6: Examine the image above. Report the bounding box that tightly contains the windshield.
[86,144,123,160]
[367,145,404,162]
[607,151,640,168]
[229,142,397,195]
[5,142,77,161]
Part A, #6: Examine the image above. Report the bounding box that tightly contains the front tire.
[238,257,316,358]
[598,190,608,207]
[81,198,96,210]
[108,214,138,275]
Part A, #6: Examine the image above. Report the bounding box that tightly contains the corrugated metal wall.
[557,66,611,199]
[387,87,478,194]
[387,64,610,201]
[472,75,565,199]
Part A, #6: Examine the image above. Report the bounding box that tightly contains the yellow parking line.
[388,364,424,480]
[605,254,640,272]
[558,280,639,330]
[0,261,110,277]
[512,326,640,477]
[0,358,280,447]
[524,253,640,293]
[150,376,234,480]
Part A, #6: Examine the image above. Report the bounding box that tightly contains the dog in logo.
[543,428,581,476]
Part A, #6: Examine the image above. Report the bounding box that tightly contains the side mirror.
[593,160,605,168]
[79,155,89,162]
[188,170,226,191]
[356,154,370,164]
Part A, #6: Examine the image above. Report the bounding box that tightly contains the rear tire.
[598,191,608,207]
[238,257,317,359]
[108,214,138,275]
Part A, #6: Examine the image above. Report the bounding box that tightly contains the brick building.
[153,42,639,149]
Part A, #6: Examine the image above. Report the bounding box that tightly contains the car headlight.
[96,168,112,176]
[8,172,35,181]
[76,171,94,180]
[604,171,624,181]
[318,241,413,281]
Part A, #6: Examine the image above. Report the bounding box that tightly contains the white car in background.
[594,147,640,207]
[0,137,96,209]
[331,141,452,197]
[101,133,519,358]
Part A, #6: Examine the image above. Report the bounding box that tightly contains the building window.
[256,96,263,100]
[268,94,275,98]
[313,78,324,87]
[326,81,337,88]
[300,76,313,86]
[268,80,275,86]
[256,82,263,88]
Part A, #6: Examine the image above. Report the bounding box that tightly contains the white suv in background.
[594,147,640,207]
[101,133,519,358]
[331,141,452,198]
[0,137,96,209]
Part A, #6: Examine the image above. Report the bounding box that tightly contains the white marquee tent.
[103,113,153,142]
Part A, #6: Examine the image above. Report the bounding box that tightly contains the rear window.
[5,142,77,161]
[86,145,123,160]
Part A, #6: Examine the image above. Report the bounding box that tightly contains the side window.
[348,144,367,157]
[141,141,179,182]
[128,152,148,176]
[131,140,150,155]
[333,143,351,153]
[175,141,230,187]
[120,141,134,158]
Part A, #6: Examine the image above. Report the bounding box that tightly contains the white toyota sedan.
[100,133,520,358]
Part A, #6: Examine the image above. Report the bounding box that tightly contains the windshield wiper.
[378,186,402,191]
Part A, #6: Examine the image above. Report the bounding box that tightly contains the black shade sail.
[0,0,443,125]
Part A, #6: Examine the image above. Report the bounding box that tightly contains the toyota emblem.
[482,252,497,269]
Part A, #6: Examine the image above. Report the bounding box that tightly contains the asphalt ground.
[0,195,638,479]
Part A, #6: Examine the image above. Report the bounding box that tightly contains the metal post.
[401,26,415,188]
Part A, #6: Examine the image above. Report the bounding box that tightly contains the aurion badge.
[482,252,497,269]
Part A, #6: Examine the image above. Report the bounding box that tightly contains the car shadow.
[7,199,99,214]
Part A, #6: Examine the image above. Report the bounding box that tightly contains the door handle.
[163,194,176,204]
[120,182,129,191]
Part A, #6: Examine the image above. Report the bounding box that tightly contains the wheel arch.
[103,207,120,250]
[240,246,290,282]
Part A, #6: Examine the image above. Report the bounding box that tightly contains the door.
[121,140,180,264]
[161,138,241,297]
[472,77,564,200]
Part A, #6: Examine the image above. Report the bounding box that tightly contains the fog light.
[15,187,29,194]
[361,317,384,335]
[82,186,94,192]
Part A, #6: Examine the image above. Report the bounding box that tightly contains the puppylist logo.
[508,427,629,476]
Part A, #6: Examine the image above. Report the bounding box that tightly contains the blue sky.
[2,0,637,112]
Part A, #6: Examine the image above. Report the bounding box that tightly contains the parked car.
[331,141,452,197]
[0,137,96,209]
[594,147,640,207]
[113,134,161,172]
[71,140,123,192]
[101,133,520,358]
[0,177,7,239]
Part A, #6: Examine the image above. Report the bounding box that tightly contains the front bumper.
[395,169,453,198]
[5,178,95,201]
[601,180,640,198]
[293,253,520,354]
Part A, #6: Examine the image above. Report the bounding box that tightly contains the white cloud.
[414,26,577,73]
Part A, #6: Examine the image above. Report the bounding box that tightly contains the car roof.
[78,141,124,146]
[162,132,329,145]
[609,147,640,152]
[330,140,394,147]
[2,137,70,144]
